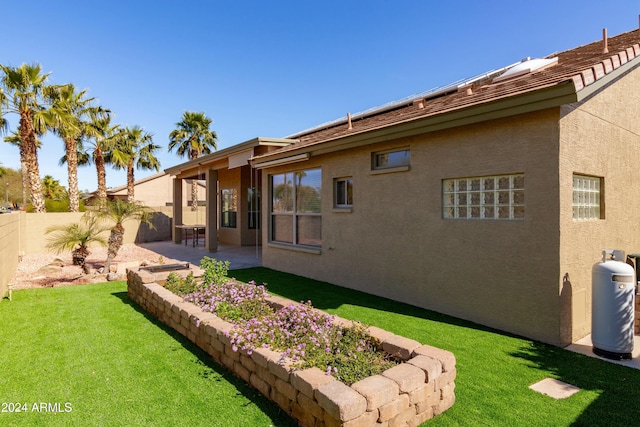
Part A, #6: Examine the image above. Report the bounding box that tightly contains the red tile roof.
[259,29,640,158]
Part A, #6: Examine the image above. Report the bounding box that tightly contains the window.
[573,174,602,220]
[443,174,525,220]
[221,189,237,228]
[334,177,353,208]
[372,148,410,170]
[248,187,260,229]
[270,168,322,247]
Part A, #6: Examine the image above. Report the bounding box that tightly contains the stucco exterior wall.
[216,166,261,247]
[262,109,563,345]
[558,66,640,344]
[108,174,206,207]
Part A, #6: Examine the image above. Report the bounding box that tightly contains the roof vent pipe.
[603,28,609,54]
[347,112,352,130]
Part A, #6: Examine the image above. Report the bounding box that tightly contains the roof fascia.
[252,82,578,164]
[165,137,297,175]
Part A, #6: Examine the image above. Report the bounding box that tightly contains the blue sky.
[1,1,638,192]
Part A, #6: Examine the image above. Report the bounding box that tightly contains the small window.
[248,187,260,229]
[334,178,353,208]
[443,174,525,220]
[372,148,410,170]
[573,174,602,220]
[221,189,237,228]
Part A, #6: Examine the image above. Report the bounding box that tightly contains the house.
[165,138,294,250]
[87,171,206,207]
[169,28,640,347]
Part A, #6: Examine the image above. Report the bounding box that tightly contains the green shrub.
[200,257,230,285]
[163,272,201,296]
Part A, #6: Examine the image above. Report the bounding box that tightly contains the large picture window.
[443,174,525,220]
[270,168,322,247]
[221,188,237,228]
[573,174,602,220]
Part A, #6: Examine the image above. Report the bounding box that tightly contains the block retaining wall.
[127,269,456,427]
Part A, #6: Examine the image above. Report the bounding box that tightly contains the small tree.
[45,213,108,268]
[96,199,155,273]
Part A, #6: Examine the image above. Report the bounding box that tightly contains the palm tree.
[0,86,7,134]
[50,84,107,212]
[0,63,71,212]
[95,199,155,273]
[3,131,38,207]
[83,113,121,205]
[168,111,217,210]
[45,213,108,268]
[109,125,160,203]
[41,175,66,200]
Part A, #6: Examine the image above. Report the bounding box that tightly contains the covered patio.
[164,137,295,253]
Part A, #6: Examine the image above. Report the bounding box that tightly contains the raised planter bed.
[127,268,456,427]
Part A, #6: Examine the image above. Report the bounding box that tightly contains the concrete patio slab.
[565,334,640,370]
[136,241,261,270]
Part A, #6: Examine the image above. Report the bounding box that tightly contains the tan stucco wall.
[216,166,261,246]
[0,212,23,299]
[262,108,563,345]
[558,66,640,344]
[109,174,206,207]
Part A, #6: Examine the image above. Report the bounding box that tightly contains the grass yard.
[3,269,640,426]
[0,282,295,427]
[230,268,640,427]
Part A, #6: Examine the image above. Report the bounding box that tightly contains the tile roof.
[259,28,640,158]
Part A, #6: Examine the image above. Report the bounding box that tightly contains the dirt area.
[9,244,177,290]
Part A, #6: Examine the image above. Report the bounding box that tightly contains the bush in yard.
[163,272,201,296]
[200,256,230,285]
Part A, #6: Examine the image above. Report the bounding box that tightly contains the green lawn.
[0,282,295,427]
[229,268,640,426]
[3,270,640,426]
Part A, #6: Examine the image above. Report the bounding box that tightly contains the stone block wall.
[127,269,456,426]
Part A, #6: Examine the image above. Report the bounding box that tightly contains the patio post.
[172,177,183,244]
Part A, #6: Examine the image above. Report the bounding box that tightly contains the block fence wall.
[0,212,23,301]
[127,269,457,427]
[0,207,205,299]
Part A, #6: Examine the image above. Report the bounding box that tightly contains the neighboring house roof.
[252,28,640,165]
[104,171,170,196]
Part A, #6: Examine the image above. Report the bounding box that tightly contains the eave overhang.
[165,137,296,177]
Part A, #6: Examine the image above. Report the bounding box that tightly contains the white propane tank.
[591,250,635,360]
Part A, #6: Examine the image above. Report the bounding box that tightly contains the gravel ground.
[9,244,177,290]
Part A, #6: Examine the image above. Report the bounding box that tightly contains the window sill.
[370,165,410,175]
[333,207,353,213]
[267,242,322,255]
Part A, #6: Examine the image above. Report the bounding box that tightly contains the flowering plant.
[165,259,397,385]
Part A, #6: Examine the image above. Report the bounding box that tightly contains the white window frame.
[573,174,602,220]
[443,174,525,220]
